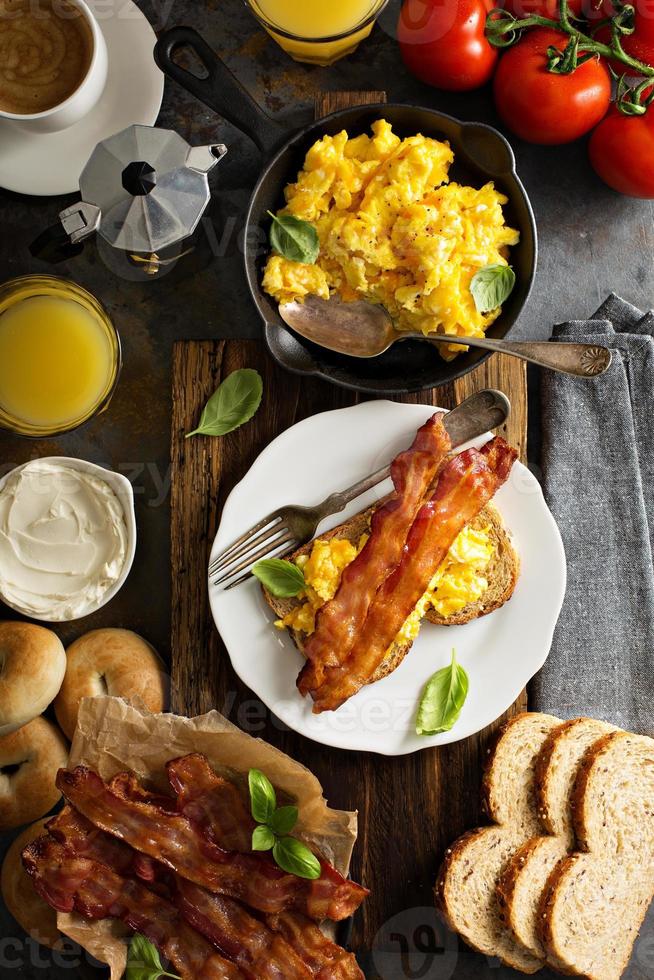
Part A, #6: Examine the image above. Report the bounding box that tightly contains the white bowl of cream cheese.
[0,457,136,622]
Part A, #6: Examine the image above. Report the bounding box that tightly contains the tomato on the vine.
[589,101,654,197]
[492,29,611,143]
[398,0,499,91]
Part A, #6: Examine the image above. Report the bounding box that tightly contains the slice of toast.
[435,712,562,974]
[263,502,518,685]
[538,731,654,980]
[496,717,616,962]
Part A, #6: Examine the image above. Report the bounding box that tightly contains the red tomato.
[398,0,499,91]
[493,29,611,143]
[595,26,654,74]
[589,102,654,197]
[502,0,583,20]
[593,0,654,72]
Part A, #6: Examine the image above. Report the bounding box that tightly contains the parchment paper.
[56,695,359,979]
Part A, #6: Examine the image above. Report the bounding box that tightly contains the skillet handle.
[154,26,287,156]
[461,122,516,178]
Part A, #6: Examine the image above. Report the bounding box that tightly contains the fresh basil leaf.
[416,650,469,736]
[126,934,180,980]
[268,805,299,836]
[470,264,516,314]
[252,558,305,598]
[186,368,263,439]
[272,836,322,880]
[252,824,276,851]
[248,768,277,824]
[268,211,319,264]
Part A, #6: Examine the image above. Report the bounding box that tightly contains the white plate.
[209,401,566,756]
[0,0,163,197]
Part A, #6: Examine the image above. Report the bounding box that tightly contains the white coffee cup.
[0,0,108,134]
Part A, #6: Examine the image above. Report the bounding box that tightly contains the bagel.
[54,628,168,740]
[1,818,62,949]
[0,622,66,736]
[0,717,68,831]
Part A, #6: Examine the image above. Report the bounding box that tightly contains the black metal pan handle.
[461,122,516,178]
[154,26,288,156]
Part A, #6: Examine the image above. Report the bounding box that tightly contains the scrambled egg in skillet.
[275,525,494,647]
[262,120,519,357]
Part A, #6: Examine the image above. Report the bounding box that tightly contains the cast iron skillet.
[155,27,538,394]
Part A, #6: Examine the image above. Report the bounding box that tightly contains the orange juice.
[0,276,120,437]
[247,0,388,64]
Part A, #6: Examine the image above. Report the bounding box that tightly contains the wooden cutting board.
[171,92,528,974]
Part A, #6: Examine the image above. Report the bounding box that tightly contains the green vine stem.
[615,73,654,111]
[486,0,654,78]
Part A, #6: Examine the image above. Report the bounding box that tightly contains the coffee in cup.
[0,0,94,114]
[0,0,107,132]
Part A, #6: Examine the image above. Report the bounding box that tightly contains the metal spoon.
[279,296,612,378]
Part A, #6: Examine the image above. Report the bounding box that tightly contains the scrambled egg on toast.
[264,502,519,685]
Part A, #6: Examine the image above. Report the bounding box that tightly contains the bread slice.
[496,718,616,962]
[497,837,569,964]
[435,712,562,973]
[538,731,654,980]
[263,502,518,685]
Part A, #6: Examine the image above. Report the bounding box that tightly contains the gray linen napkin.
[535,294,654,732]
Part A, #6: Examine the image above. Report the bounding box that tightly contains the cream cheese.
[0,461,128,621]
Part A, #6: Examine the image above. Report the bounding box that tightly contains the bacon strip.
[56,766,367,921]
[22,835,245,980]
[175,878,313,980]
[266,912,364,980]
[311,438,518,713]
[167,754,255,852]
[298,412,451,695]
[46,805,137,872]
[47,804,168,893]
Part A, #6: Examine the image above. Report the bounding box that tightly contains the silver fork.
[209,388,510,590]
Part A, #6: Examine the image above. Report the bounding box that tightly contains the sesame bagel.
[2,818,62,949]
[0,717,68,831]
[0,622,66,737]
[54,628,168,740]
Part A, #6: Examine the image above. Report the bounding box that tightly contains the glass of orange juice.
[0,276,121,438]
[245,0,390,64]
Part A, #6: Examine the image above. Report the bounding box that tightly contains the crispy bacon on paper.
[39,796,361,980]
[23,835,245,980]
[165,754,369,921]
[311,437,518,713]
[298,412,452,696]
[56,766,367,921]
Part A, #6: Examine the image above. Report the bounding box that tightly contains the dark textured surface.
[1,0,653,975]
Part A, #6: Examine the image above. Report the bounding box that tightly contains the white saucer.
[0,0,164,197]
[209,401,567,756]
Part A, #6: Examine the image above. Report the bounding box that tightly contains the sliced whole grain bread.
[436,712,562,973]
[538,731,654,980]
[535,717,617,845]
[496,718,616,962]
[497,836,570,964]
[263,502,518,685]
